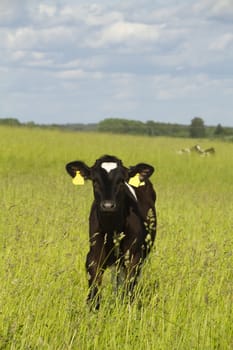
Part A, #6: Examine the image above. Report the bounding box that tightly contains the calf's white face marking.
[101,162,118,173]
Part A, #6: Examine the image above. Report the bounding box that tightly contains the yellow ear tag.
[72,171,85,185]
[128,173,145,187]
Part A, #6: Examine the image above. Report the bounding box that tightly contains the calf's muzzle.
[100,200,117,212]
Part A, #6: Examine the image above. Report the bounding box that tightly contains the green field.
[0,126,232,349]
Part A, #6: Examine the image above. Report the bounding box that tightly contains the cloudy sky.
[1,0,233,126]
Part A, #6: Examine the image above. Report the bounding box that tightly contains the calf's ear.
[128,163,154,187]
[66,161,91,185]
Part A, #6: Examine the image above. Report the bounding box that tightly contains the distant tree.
[99,118,191,137]
[98,118,146,134]
[0,118,21,126]
[189,117,206,138]
[214,123,225,136]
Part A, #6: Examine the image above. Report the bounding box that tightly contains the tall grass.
[0,126,232,349]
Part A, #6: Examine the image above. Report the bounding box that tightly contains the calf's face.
[66,157,128,213]
[90,161,128,212]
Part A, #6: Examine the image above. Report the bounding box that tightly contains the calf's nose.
[100,200,116,211]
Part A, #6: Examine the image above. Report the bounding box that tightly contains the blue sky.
[1,0,233,126]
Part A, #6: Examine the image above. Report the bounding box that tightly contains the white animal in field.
[190,144,205,154]
[204,147,215,156]
[177,144,216,156]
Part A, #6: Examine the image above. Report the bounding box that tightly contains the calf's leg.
[85,248,106,310]
[124,251,143,300]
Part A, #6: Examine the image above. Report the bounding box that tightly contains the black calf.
[66,155,157,309]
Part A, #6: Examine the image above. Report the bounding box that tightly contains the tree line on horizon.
[0,117,233,139]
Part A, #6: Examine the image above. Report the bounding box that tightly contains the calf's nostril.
[101,200,116,210]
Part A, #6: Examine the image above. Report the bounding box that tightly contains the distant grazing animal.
[192,145,216,157]
[190,144,205,155]
[178,144,216,157]
[66,155,157,309]
[204,147,215,155]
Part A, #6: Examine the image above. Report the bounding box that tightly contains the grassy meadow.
[0,125,232,349]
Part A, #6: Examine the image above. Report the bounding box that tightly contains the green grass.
[0,126,232,349]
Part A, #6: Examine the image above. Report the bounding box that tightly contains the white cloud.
[0,0,29,24]
[211,0,233,16]
[209,33,233,51]
[55,69,104,80]
[56,69,86,80]
[10,50,26,61]
[59,56,106,71]
[141,5,184,24]
[5,49,54,69]
[38,4,57,18]
[152,74,214,100]
[59,4,123,27]
[5,26,75,50]
[193,0,233,19]
[89,21,161,48]
[6,27,37,49]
